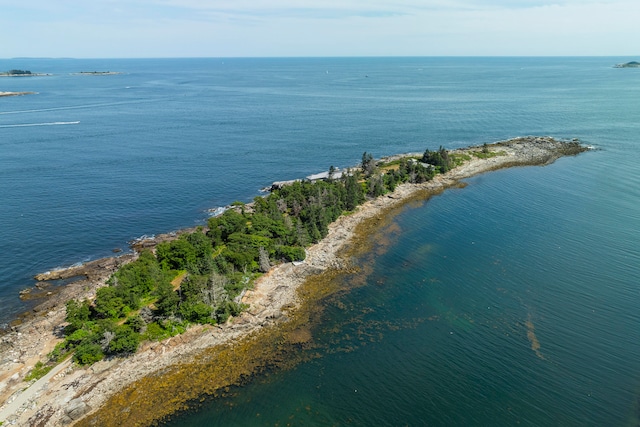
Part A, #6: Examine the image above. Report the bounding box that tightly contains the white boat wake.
[0,121,80,128]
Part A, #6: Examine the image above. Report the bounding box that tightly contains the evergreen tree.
[361,152,375,177]
[94,286,126,319]
[328,165,336,182]
[344,173,364,211]
[154,280,179,317]
[422,146,453,173]
[64,299,91,334]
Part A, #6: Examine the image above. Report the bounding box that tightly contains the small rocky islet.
[613,61,640,68]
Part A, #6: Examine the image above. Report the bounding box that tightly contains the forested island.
[0,69,32,76]
[0,136,588,426]
[1,70,38,96]
[0,69,50,77]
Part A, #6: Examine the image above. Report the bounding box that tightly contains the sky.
[1,0,638,58]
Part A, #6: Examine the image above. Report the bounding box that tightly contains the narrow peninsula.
[0,136,589,426]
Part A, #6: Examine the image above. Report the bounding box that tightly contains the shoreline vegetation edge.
[0,136,589,426]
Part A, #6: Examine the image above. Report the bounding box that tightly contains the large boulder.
[64,398,91,421]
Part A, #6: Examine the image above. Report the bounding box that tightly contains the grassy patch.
[24,361,54,382]
[211,245,226,259]
[378,156,421,170]
[379,163,400,172]
[450,153,471,166]
[170,270,188,290]
[143,320,188,341]
[48,342,72,364]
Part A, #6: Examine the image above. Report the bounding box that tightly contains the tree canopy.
[55,145,458,365]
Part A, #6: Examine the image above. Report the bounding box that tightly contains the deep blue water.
[1,57,639,425]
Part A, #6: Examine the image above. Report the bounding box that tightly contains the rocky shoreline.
[0,136,588,426]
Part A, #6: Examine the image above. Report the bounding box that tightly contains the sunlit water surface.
[1,57,638,426]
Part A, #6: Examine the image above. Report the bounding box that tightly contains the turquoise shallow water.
[1,57,639,425]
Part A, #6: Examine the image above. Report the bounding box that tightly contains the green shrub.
[94,286,126,319]
[422,146,454,173]
[143,320,186,341]
[64,299,91,334]
[125,315,146,332]
[143,321,168,341]
[215,301,246,323]
[157,239,197,271]
[66,328,93,345]
[108,325,140,355]
[48,341,71,363]
[73,343,104,365]
[24,361,53,382]
[154,280,180,316]
[179,302,214,323]
[275,245,306,262]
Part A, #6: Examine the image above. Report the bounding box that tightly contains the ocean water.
[1,57,639,425]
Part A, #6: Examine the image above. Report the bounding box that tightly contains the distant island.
[613,61,640,68]
[0,69,50,77]
[1,69,32,76]
[1,70,39,96]
[74,71,123,76]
